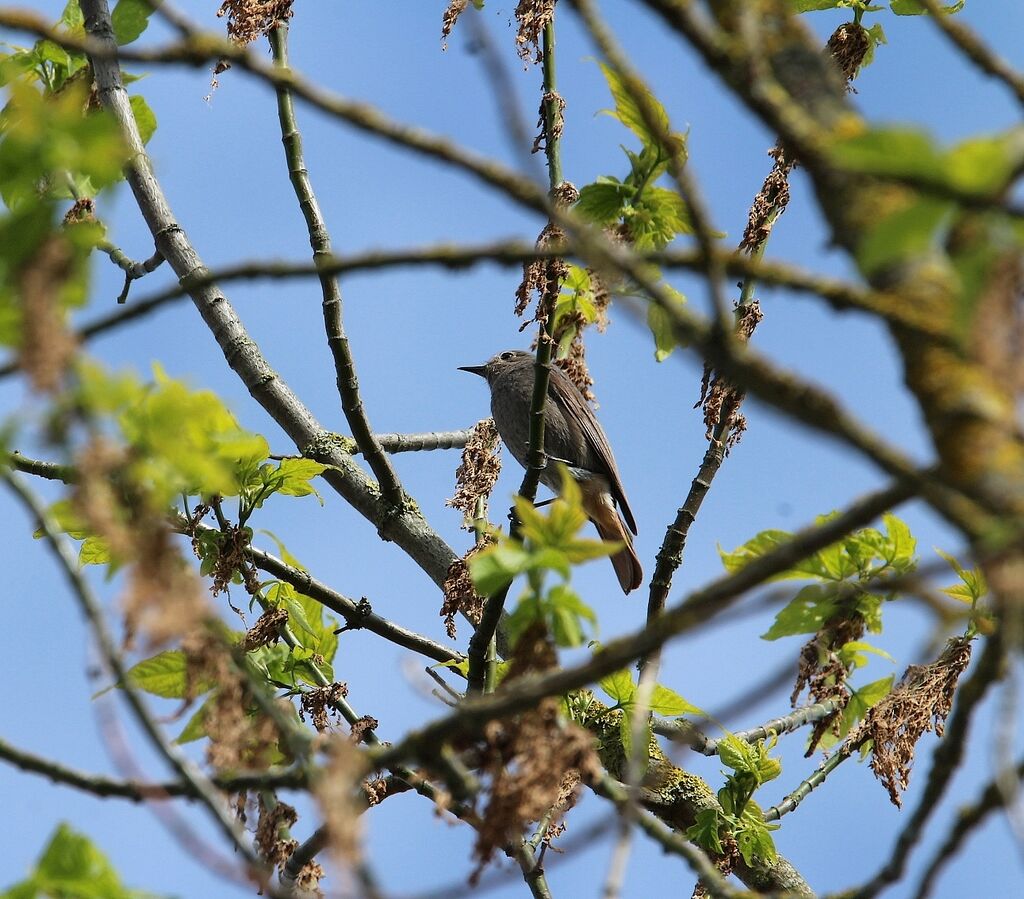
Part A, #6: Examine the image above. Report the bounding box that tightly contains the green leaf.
[629,187,695,250]
[839,640,895,671]
[890,0,963,13]
[649,684,702,717]
[936,548,987,604]
[79,534,112,566]
[598,62,674,150]
[599,668,636,706]
[5,822,164,899]
[122,650,213,699]
[111,0,156,45]
[831,127,946,181]
[0,80,129,208]
[819,675,894,749]
[734,802,779,866]
[59,0,86,32]
[762,584,839,640]
[175,696,212,744]
[858,197,952,275]
[575,181,629,225]
[505,595,543,648]
[469,540,531,594]
[879,512,917,571]
[646,283,687,362]
[270,457,327,500]
[547,583,597,648]
[685,807,724,854]
[129,95,157,145]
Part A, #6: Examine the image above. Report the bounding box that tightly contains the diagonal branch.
[918,0,1024,110]
[77,0,459,590]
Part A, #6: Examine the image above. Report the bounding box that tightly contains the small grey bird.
[459,349,642,594]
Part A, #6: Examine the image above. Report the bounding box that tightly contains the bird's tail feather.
[587,494,643,594]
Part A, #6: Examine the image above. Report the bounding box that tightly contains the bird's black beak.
[458,364,487,378]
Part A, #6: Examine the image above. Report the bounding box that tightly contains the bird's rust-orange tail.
[584,491,643,594]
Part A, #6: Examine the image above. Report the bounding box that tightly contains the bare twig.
[912,755,1024,899]
[918,0,1024,110]
[78,0,460,592]
[269,22,405,511]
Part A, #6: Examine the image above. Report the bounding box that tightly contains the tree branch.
[269,22,405,511]
[0,734,306,800]
[77,0,460,592]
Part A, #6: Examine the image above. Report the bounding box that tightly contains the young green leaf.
[111,0,156,46]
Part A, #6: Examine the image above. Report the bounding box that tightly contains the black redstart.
[459,350,642,593]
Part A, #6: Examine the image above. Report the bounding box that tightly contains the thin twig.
[78,0,460,592]
[591,774,741,899]
[655,700,841,756]
[911,755,1024,899]
[269,22,405,511]
[465,16,565,696]
[917,0,1024,110]
[763,743,857,823]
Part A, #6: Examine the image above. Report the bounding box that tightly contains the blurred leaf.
[6,823,162,899]
[129,94,157,145]
[0,80,128,208]
[646,283,687,362]
[857,197,952,275]
[469,540,531,595]
[890,0,963,13]
[111,0,156,45]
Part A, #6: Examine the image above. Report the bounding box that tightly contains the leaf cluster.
[686,734,782,867]
[597,666,700,760]
[469,472,612,649]
[723,512,916,646]
[574,62,693,362]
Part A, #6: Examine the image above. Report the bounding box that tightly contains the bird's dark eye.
[500,351,515,361]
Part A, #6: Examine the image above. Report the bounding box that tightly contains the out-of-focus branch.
[918,0,1024,110]
[368,479,916,769]
[0,735,305,800]
[2,468,268,879]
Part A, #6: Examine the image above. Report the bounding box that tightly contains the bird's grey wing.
[546,365,638,535]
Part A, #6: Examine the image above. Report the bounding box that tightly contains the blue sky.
[2,2,1023,897]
